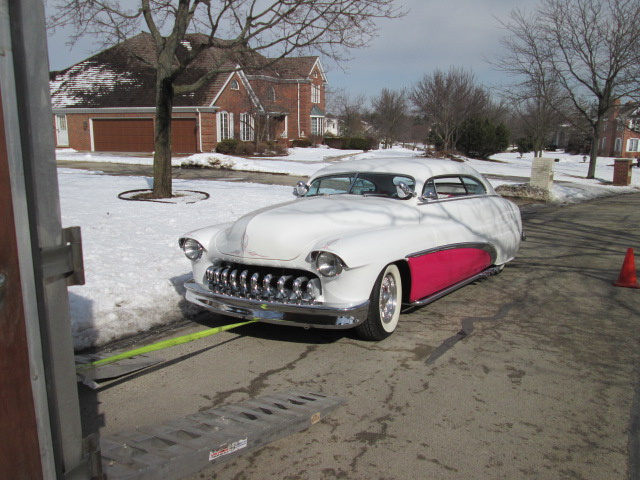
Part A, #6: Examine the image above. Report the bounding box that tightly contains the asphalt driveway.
[80,192,640,479]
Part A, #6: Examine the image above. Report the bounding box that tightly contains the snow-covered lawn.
[58,146,639,350]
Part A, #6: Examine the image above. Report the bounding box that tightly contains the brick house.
[598,100,640,159]
[50,32,327,153]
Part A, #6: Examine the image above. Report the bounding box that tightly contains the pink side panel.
[408,248,492,302]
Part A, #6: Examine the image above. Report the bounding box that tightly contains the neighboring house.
[324,114,339,136]
[50,32,327,153]
[598,100,640,159]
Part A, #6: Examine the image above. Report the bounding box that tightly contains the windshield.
[305,173,415,199]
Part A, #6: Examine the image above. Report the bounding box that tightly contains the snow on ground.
[474,151,640,202]
[61,171,292,349]
[57,146,639,350]
[56,146,363,176]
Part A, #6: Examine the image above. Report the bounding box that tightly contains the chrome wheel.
[356,264,402,340]
[379,273,398,325]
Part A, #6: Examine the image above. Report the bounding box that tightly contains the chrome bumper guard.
[184,279,369,329]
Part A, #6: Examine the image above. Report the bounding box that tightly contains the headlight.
[182,238,203,260]
[316,252,344,277]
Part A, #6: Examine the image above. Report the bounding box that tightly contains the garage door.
[93,119,154,152]
[92,118,198,153]
[171,118,198,153]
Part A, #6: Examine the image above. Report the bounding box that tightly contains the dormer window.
[267,86,276,102]
[230,79,239,90]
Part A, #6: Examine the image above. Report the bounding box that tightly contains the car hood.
[216,195,418,261]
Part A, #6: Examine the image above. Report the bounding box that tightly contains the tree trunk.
[444,132,452,152]
[533,137,544,158]
[153,77,174,198]
[587,118,602,180]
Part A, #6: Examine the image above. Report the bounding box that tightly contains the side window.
[307,176,354,196]
[350,178,376,195]
[433,176,466,197]
[461,176,486,195]
[423,176,485,199]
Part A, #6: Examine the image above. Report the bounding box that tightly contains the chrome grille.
[205,263,320,304]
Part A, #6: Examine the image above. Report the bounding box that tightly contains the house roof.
[262,102,290,116]
[267,57,323,80]
[310,105,326,116]
[49,32,322,109]
[50,33,158,108]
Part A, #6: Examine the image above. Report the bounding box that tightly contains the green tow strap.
[76,319,259,371]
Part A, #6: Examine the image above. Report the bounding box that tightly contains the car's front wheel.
[356,264,402,341]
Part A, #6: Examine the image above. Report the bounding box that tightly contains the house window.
[217,111,233,141]
[615,138,622,153]
[311,84,320,104]
[311,116,324,136]
[230,79,239,90]
[267,87,276,102]
[628,138,639,152]
[240,113,254,142]
[600,136,606,150]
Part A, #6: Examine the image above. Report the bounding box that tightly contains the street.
[79,192,640,479]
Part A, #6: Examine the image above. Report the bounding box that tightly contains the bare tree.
[327,87,368,137]
[369,88,408,148]
[48,0,403,197]
[398,115,430,148]
[501,78,569,157]
[410,67,488,152]
[498,0,640,178]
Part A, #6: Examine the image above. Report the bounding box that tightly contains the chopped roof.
[310,157,495,192]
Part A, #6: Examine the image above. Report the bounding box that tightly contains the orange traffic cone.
[613,248,640,289]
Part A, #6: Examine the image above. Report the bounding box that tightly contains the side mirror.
[293,181,309,197]
[395,181,416,200]
[418,190,438,203]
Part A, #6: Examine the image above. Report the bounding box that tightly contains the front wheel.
[356,264,402,341]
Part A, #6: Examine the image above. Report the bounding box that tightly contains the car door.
[408,175,497,302]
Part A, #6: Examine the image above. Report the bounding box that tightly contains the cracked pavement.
[80,192,640,479]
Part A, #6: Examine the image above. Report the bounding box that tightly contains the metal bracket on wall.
[63,434,103,480]
[41,226,85,286]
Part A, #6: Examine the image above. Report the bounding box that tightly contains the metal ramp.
[100,390,344,479]
[75,353,164,389]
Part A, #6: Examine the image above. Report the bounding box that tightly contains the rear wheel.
[356,264,402,341]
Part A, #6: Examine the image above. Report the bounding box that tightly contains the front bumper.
[184,279,369,329]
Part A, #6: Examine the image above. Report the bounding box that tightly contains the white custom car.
[179,157,523,340]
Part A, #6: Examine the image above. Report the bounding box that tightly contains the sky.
[46,0,534,101]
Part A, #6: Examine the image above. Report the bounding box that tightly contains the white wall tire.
[356,264,402,341]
